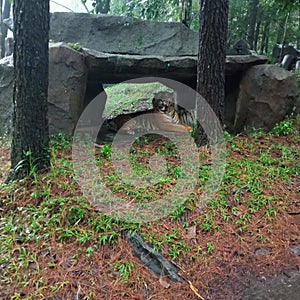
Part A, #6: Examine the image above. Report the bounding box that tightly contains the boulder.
[48,42,88,135]
[234,65,298,132]
[0,43,88,137]
[50,12,198,56]
[0,55,14,138]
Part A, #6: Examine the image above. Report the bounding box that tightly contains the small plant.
[67,206,86,225]
[270,118,294,136]
[67,42,82,51]
[113,261,135,283]
[100,144,112,157]
[206,242,214,254]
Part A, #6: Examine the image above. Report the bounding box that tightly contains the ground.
[0,115,299,300]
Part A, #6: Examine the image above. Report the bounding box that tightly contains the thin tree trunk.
[80,0,90,13]
[182,0,193,27]
[260,20,270,54]
[297,12,300,49]
[0,0,2,58]
[264,21,270,54]
[95,0,110,14]
[9,0,50,181]
[1,0,11,58]
[278,13,290,59]
[246,0,259,49]
[254,20,260,52]
[281,13,289,46]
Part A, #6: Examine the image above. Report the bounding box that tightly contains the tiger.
[107,91,193,135]
[176,104,196,128]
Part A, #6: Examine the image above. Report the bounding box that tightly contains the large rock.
[0,55,13,138]
[234,65,298,132]
[84,47,267,85]
[0,43,88,137]
[48,42,88,135]
[50,12,198,56]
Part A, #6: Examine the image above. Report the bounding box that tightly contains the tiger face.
[152,92,175,114]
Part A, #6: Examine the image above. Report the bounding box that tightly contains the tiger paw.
[186,126,193,132]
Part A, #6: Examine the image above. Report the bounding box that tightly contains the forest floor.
[0,114,299,300]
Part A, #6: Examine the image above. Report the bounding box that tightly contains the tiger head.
[152,92,175,114]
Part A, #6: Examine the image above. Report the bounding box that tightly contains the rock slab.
[50,12,198,56]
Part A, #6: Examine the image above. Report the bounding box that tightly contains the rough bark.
[0,0,2,58]
[182,0,193,27]
[260,20,270,54]
[95,0,110,14]
[196,0,228,145]
[9,0,50,180]
[1,0,11,58]
[254,20,260,52]
[246,0,259,49]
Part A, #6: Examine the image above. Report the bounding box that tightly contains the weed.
[270,118,294,136]
[100,144,112,157]
[67,42,82,51]
[113,261,135,283]
[67,206,86,225]
[206,242,214,254]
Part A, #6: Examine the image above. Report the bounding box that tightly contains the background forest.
[81,0,299,57]
[1,0,299,59]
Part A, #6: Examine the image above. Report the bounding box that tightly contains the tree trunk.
[95,0,110,14]
[0,0,2,58]
[9,0,50,181]
[260,19,270,54]
[246,0,259,50]
[297,12,300,49]
[264,21,270,54]
[1,0,11,58]
[196,0,228,146]
[182,0,193,27]
[254,20,260,52]
[281,13,290,46]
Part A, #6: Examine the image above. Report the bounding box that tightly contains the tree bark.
[1,0,11,58]
[0,0,2,58]
[196,0,228,145]
[297,12,300,49]
[260,19,270,54]
[9,0,50,181]
[182,0,193,27]
[246,0,259,50]
[254,19,261,52]
[95,0,110,14]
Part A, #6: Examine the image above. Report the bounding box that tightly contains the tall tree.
[1,0,11,58]
[94,0,110,14]
[196,0,228,145]
[182,0,193,27]
[246,0,259,49]
[0,0,2,57]
[9,0,50,181]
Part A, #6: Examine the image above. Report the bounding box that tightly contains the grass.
[0,114,299,299]
[103,82,172,117]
